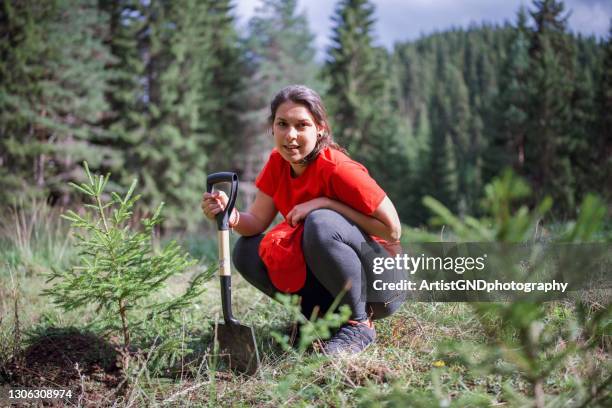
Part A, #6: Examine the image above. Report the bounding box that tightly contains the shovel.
[207,172,260,375]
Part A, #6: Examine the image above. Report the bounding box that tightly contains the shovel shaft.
[217,230,231,277]
[220,275,238,326]
[217,229,238,325]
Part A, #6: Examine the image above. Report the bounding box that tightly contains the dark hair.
[269,85,346,164]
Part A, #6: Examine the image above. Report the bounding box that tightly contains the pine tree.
[146,0,214,228]
[568,34,603,200]
[100,0,213,229]
[324,0,411,221]
[445,63,474,215]
[324,0,384,154]
[98,0,148,189]
[99,4,146,145]
[485,7,531,182]
[595,22,612,203]
[425,84,458,214]
[246,0,320,97]
[241,0,322,187]
[525,0,576,212]
[601,24,612,137]
[44,163,206,347]
[201,0,248,174]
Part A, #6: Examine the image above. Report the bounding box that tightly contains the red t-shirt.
[256,147,386,217]
[255,147,389,293]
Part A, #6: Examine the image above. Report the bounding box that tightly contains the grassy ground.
[0,207,609,407]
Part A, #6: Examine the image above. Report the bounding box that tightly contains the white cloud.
[233,0,611,60]
[566,0,612,37]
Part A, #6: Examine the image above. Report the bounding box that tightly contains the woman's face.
[272,101,320,172]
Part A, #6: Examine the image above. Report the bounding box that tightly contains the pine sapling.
[44,162,206,347]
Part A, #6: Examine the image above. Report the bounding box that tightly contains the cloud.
[234,0,611,60]
[374,0,525,46]
[565,0,612,37]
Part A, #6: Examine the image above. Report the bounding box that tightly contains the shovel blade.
[216,322,260,375]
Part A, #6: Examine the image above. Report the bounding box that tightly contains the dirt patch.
[2,327,123,393]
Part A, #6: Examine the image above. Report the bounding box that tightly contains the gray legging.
[232,209,406,321]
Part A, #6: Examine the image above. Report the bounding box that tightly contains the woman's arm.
[286,196,401,242]
[202,189,277,236]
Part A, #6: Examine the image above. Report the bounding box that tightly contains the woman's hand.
[202,190,240,226]
[201,191,229,219]
[286,197,330,227]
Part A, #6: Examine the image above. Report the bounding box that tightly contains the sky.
[234,0,611,60]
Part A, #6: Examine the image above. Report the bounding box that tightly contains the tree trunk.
[119,300,130,347]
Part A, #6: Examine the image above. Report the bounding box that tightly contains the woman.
[202,85,404,355]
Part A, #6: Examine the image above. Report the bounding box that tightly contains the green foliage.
[594,24,612,205]
[391,5,607,223]
[202,0,248,174]
[245,0,321,99]
[120,0,212,229]
[0,0,117,204]
[402,170,611,407]
[1,0,608,227]
[407,169,551,242]
[271,292,351,354]
[357,381,493,407]
[43,163,212,347]
[1,0,245,229]
[325,0,383,153]
[393,25,512,224]
[524,1,577,213]
[485,7,531,182]
[0,199,73,274]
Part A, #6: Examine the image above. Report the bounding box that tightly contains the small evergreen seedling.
[44,162,206,347]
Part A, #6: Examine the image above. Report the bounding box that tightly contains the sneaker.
[322,319,376,355]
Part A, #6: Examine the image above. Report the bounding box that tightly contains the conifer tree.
[569,34,604,200]
[445,63,475,215]
[201,0,248,174]
[246,0,320,98]
[425,85,458,213]
[485,7,531,182]
[525,0,576,212]
[241,0,322,185]
[98,0,148,182]
[142,0,213,228]
[45,163,207,347]
[595,22,612,203]
[324,0,385,154]
[601,23,612,137]
[101,0,213,229]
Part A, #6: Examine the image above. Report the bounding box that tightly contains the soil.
[1,327,124,405]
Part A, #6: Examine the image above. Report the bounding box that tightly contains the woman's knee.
[303,209,347,248]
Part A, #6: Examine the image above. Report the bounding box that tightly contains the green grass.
[0,208,610,407]
[2,267,607,406]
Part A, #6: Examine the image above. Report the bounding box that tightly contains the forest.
[1,0,610,406]
[1,0,609,228]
